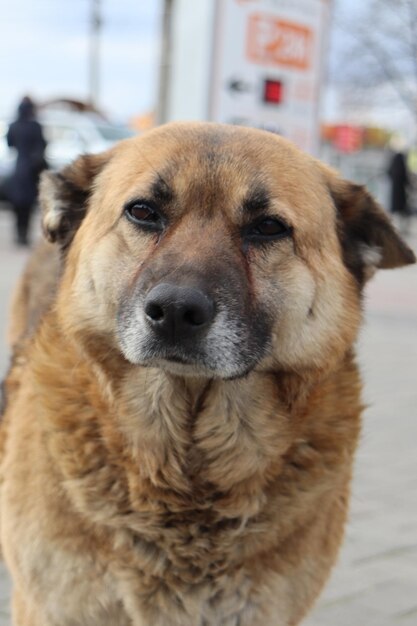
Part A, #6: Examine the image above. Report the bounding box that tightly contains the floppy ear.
[39,151,112,248]
[328,176,415,284]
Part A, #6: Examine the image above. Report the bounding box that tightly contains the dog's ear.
[39,151,112,247]
[328,175,415,284]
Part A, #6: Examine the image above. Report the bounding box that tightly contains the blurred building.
[320,123,393,207]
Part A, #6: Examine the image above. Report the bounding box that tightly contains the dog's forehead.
[112,124,322,194]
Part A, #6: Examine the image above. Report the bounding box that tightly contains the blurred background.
[1,0,417,199]
[0,1,416,625]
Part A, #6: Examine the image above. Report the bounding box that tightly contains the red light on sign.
[263,79,283,104]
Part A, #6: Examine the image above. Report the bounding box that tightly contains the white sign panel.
[210,0,331,154]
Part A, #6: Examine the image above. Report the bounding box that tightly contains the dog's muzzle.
[117,270,271,378]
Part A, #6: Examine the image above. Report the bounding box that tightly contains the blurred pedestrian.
[387,137,411,236]
[6,96,47,246]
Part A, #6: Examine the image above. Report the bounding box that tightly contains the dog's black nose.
[144,283,214,340]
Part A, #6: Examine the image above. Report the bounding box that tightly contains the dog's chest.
[113,551,260,626]
[106,504,264,625]
[47,375,288,623]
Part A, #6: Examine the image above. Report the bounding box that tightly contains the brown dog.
[1,123,414,626]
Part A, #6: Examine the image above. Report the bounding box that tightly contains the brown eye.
[125,201,164,231]
[246,217,292,241]
[131,204,155,221]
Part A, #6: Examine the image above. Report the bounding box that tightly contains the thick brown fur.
[7,240,61,349]
[0,123,414,626]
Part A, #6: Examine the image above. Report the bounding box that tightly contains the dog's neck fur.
[30,310,360,526]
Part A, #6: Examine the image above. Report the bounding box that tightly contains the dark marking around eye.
[150,176,174,206]
[242,187,271,216]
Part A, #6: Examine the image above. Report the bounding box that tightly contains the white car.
[0,111,136,200]
[39,110,136,170]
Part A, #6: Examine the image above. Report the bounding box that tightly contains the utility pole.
[89,0,102,110]
[156,0,174,125]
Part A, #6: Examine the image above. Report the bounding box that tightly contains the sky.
[0,0,163,121]
[0,0,408,131]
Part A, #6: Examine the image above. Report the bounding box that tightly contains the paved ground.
[0,208,416,624]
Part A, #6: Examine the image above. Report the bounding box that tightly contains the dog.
[0,122,414,626]
[7,240,60,350]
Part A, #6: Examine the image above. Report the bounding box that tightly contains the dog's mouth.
[122,340,264,380]
[117,333,255,379]
[162,353,192,365]
[136,342,218,375]
[138,351,220,378]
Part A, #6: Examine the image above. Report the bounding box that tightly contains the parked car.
[39,110,136,170]
[0,110,136,202]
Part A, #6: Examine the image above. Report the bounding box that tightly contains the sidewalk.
[0,209,416,625]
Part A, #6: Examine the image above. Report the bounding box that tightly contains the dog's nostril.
[145,302,164,322]
[183,308,205,327]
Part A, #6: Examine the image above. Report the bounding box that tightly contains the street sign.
[160,0,331,155]
[209,0,331,154]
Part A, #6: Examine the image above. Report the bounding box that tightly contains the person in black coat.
[387,149,411,235]
[6,96,47,245]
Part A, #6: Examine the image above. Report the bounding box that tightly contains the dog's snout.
[144,283,215,340]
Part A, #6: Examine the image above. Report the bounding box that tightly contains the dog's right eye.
[125,202,164,231]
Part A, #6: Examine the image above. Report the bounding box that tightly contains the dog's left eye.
[125,202,164,230]
[245,217,292,241]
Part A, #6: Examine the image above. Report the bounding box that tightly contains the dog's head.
[40,123,415,379]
